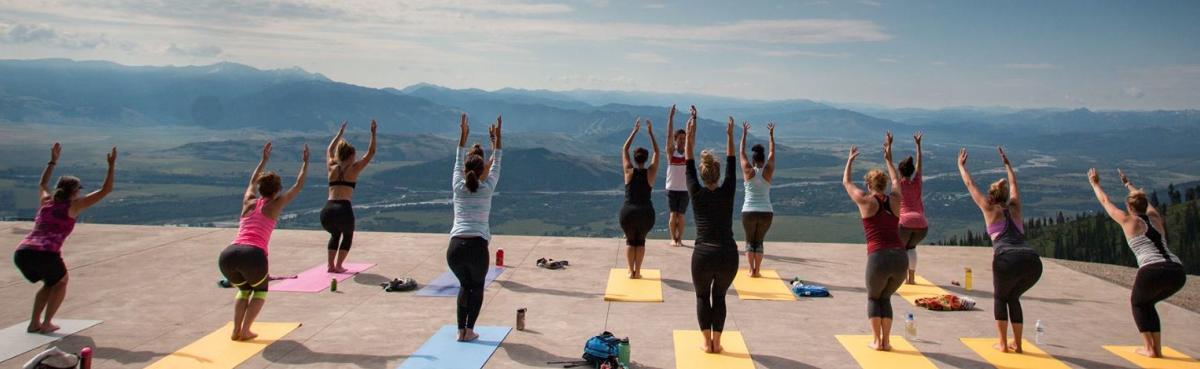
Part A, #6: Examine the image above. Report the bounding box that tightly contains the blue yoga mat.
[396,325,511,369]
[415,267,504,297]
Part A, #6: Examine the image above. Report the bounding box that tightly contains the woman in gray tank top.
[1088,168,1186,358]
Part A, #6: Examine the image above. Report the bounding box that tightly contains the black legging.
[691,244,738,332]
[619,205,655,247]
[320,200,355,251]
[218,244,269,292]
[866,248,907,318]
[992,251,1042,323]
[447,236,489,330]
[1131,261,1187,332]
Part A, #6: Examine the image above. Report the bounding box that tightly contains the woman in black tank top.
[321,120,377,273]
[619,118,659,279]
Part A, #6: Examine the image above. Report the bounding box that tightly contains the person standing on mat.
[14,143,116,334]
[619,117,660,279]
[322,120,377,273]
[957,146,1041,354]
[218,141,308,341]
[843,132,906,352]
[1088,168,1186,358]
[897,132,927,285]
[738,121,775,278]
[685,107,739,354]
[448,113,503,342]
[664,104,690,247]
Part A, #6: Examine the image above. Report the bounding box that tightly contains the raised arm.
[72,147,117,215]
[646,119,660,183]
[486,115,503,184]
[884,132,902,200]
[843,146,867,203]
[1120,169,1163,221]
[245,142,271,202]
[913,132,923,177]
[1089,168,1129,223]
[999,146,1019,207]
[622,118,640,170]
[738,120,752,179]
[278,145,309,205]
[665,104,676,154]
[458,113,469,148]
[39,143,60,202]
[685,105,697,160]
[328,121,346,161]
[725,116,734,158]
[355,119,377,171]
[763,122,776,181]
[958,148,989,210]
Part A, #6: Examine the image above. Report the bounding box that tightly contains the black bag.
[381,278,418,292]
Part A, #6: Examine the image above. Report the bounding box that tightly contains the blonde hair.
[335,140,356,163]
[864,169,887,193]
[699,150,721,187]
[1127,190,1149,214]
[988,178,1009,204]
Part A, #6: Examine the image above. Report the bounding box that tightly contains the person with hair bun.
[897,132,927,284]
[685,107,739,354]
[958,146,1041,353]
[843,132,906,351]
[738,121,776,278]
[322,120,377,273]
[448,113,503,342]
[14,143,116,334]
[619,117,660,279]
[217,141,308,341]
[1088,168,1185,358]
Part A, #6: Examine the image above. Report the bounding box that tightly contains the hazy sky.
[1,0,1198,109]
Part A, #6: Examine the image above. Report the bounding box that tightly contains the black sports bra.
[329,166,356,188]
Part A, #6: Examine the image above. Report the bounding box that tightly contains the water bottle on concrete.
[1035,319,1045,344]
[904,312,917,340]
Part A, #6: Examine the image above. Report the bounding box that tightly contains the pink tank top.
[18,200,76,254]
[898,174,928,229]
[232,198,276,254]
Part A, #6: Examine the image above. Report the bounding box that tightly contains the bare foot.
[701,340,713,353]
[239,330,258,341]
[869,341,882,351]
[39,322,60,334]
[1009,341,1023,354]
[881,341,893,351]
[1135,347,1159,358]
[993,342,1011,353]
[231,328,241,341]
[751,272,762,278]
[712,343,724,354]
[630,272,641,279]
[26,322,41,333]
[332,266,349,274]
[460,330,479,342]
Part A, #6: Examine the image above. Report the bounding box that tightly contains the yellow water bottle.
[964,267,973,291]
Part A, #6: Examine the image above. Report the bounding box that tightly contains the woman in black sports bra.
[619,117,659,279]
[322,120,377,273]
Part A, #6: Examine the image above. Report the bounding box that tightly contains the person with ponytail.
[1088,168,1185,358]
[738,121,776,278]
[218,141,308,341]
[322,120,377,273]
[685,107,739,354]
[897,132,927,285]
[448,113,503,342]
[14,143,116,334]
[843,132,906,351]
[958,146,1041,353]
[619,117,660,279]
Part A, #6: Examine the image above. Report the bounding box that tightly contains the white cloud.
[625,52,669,64]
[1064,93,1086,105]
[0,21,131,49]
[877,57,898,63]
[859,0,882,6]
[759,50,849,58]
[166,42,222,57]
[1122,86,1144,99]
[1003,63,1058,70]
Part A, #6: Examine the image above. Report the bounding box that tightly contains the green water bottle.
[617,338,630,368]
[331,278,338,292]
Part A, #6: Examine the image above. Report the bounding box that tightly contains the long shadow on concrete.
[56,335,168,367]
[261,340,415,369]
[495,280,599,299]
[762,253,842,266]
[662,278,695,292]
[1055,354,1130,369]
[498,342,587,368]
[923,352,992,369]
[354,272,392,286]
[752,353,822,369]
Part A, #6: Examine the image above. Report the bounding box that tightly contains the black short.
[13,248,67,286]
[667,190,689,214]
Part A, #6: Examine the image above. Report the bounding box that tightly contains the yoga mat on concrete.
[603,268,663,302]
[270,262,375,292]
[0,319,101,363]
[836,335,938,369]
[143,322,299,369]
[672,330,754,369]
[1104,345,1200,369]
[961,338,1071,369]
[895,275,952,305]
[415,267,504,297]
[731,269,796,301]
[396,325,510,369]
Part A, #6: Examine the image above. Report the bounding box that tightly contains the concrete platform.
[1,221,1198,369]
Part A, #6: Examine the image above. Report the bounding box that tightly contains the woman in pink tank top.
[217,141,308,341]
[13,143,116,334]
[896,132,928,285]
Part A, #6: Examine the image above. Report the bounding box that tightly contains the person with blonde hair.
[1088,168,1185,358]
[322,120,377,273]
[685,107,739,353]
[619,117,660,279]
[958,146,1041,353]
[842,132,906,351]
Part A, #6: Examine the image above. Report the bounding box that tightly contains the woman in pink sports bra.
[13,143,117,334]
[217,141,308,341]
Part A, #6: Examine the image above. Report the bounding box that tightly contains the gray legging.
[866,248,909,318]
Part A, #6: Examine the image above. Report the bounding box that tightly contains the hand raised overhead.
[50,142,61,162]
[262,141,273,161]
[958,147,968,166]
[106,146,117,165]
[1088,168,1100,185]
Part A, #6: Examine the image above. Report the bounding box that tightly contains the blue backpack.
[582,332,622,365]
[791,282,831,297]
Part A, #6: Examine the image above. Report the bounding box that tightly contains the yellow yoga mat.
[672,330,754,369]
[144,322,300,369]
[604,268,663,302]
[835,335,938,369]
[895,275,951,305]
[961,338,1071,369]
[1104,345,1200,369]
[731,269,796,301]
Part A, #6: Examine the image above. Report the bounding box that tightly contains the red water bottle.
[80,346,93,369]
[496,248,505,267]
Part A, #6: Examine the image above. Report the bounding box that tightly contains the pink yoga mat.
[270,262,375,292]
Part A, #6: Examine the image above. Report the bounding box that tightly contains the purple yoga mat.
[415,267,504,297]
[270,262,375,292]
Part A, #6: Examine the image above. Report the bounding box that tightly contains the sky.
[1,0,1198,110]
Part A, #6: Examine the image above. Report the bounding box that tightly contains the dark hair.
[469,144,484,158]
[256,171,282,198]
[633,147,649,166]
[674,129,686,137]
[898,156,915,178]
[464,154,484,193]
[53,176,81,201]
[335,140,356,162]
[751,144,765,166]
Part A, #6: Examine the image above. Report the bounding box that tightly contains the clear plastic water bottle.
[904,312,917,340]
[1035,319,1044,344]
